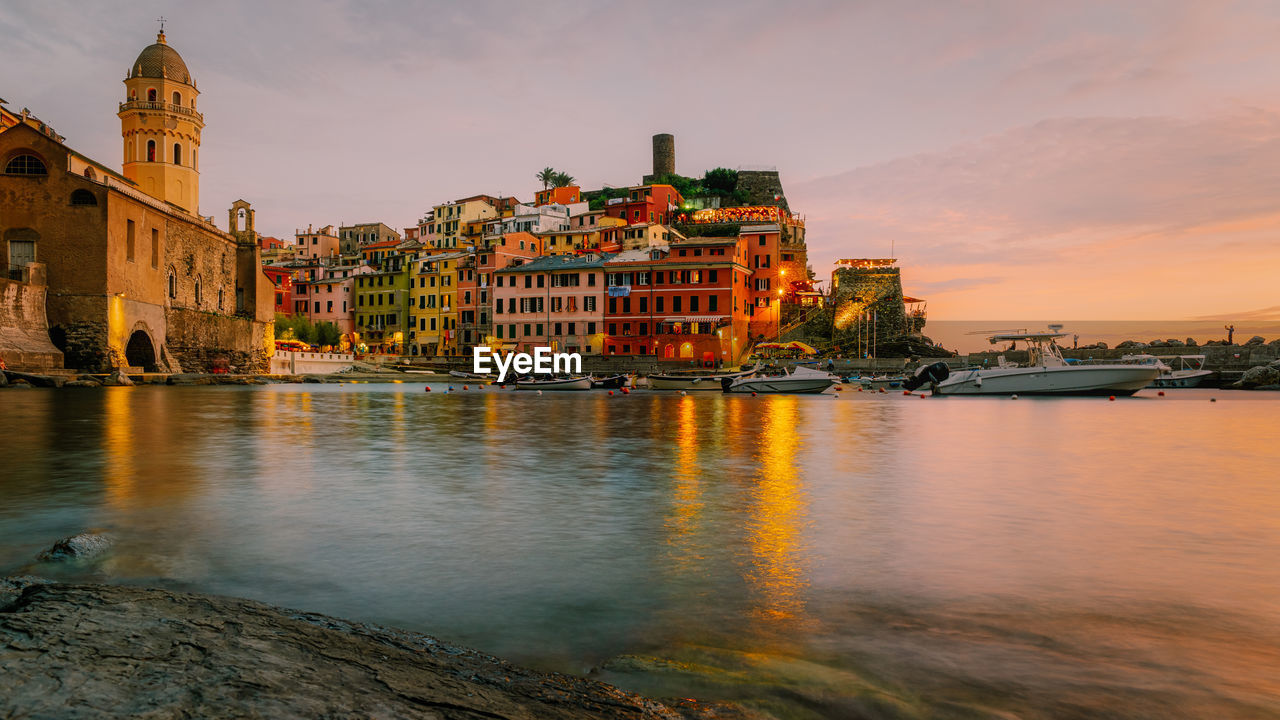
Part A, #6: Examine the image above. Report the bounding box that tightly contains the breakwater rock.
[35,531,114,563]
[0,581,748,720]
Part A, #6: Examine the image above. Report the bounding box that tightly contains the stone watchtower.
[652,133,674,178]
[118,30,203,212]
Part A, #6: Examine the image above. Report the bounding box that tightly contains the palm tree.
[552,171,575,188]
[537,167,557,190]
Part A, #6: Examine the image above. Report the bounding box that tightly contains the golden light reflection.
[103,386,136,509]
[747,396,810,627]
[665,396,704,570]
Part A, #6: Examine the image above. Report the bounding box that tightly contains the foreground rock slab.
[0,582,743,720]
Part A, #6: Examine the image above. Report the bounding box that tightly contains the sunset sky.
[4,1,1278,320]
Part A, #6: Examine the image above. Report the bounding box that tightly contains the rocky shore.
[0,576,748,720]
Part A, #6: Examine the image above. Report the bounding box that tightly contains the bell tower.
[119,25,203,213]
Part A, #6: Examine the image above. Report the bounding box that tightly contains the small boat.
[590,374,630,389]
[1147,355,1213,388]
[920,332,1159,396]
[449,369,489,380]
[648,363,759,391]
[515,376,592,391]
[723,365,838,394]
[849,374,905,390]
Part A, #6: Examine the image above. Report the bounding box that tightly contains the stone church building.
[0,31,274,372]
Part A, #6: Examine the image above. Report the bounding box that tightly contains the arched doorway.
[125,331,156,371]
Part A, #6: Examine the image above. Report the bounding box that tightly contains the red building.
[534,185,581,206]
[603,184,683,226]
[262,265,293,316]
[743,225,785,342]
[601,237,752,366]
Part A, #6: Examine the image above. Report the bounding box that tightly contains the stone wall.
[736,170,788,211]
[164,307,272,374]
[830,266,909,351]
[0,264,63,370]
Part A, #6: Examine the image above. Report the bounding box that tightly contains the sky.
[4,0,1279,320]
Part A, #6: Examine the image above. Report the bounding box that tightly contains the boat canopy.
[987,332,1068,343]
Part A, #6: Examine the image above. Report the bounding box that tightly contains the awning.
[670,316,727,324]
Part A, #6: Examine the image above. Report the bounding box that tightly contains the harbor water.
[2,384,1278,719]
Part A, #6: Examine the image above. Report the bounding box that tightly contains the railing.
[5,266,29,282]
[118,100,204,123]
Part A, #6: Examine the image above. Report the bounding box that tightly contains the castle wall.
[0,264,63,370]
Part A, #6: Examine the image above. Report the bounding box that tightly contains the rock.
[1095,341,1108,350]
[1166,338,1184,346]
[1186,338,1198,347]
[4,371,64,388]
[0,372,7,388]
[0,582,743,720]
[1245,335,1266,346]
[1234,364,1280,389]
[0,576,50,610]
[1148,340,1166,348]
[1116,340,1146,349]
[302,376,324,383]
[8,379,31,388]
[35,531,114,563]
[64,379,101,388]
[102,370,133,387]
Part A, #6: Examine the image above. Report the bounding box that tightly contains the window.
[608,298,617,314]
[126,220,136,261]
[568,322,576,335]
[147,140,156,162]
[673,297,682,312]
[639,297,647,313]
[584,296,596,312]
[709,295,718,312]
[709,270,718,283]
[759,235,767,245]
[587,322,596,335]
[167,269,177,299]
[622,297,631,313]
[4,154,47,175]
[147,89,157,102]
[609,323,617,336]
[496,325,503,339]
[587,273,596,287]
[70,189,97,206]
[524,324,532,336]
[173,143,182,165]
[639,323,647,335]
[656,297,664,312]
[524,275,532,288]
[554,322,562,335]
[509,324,516,337]
[690,296,699,312]
[172,91,181,105]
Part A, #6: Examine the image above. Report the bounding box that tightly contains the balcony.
[118,100,204,123]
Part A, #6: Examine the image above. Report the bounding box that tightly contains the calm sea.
[2,384,1278,719]
[929,320,1280,354]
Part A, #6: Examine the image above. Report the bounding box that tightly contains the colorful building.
[601,237,752,365]
[408,250,466,356]
[492,253,611,356]
[602,184,682,226]
[534,185,582,206]
[353,267,410,354]
[338,222,400,255]
[429,195,519,250]
[294,224,341,262]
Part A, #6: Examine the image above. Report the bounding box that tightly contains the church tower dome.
[118,29,203,213]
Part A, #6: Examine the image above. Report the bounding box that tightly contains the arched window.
[193,149,197,170]
[167,269,177,299]
[82,167,96,180]
[172,91,181,105]
[4,154,47,175]
[70,189,98,206]
[173,143,181,165]
[147,140,156,162]
[194,275,203,305]
[147,89,157,102]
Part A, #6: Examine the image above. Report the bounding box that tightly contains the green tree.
[552,171,575,188]
[315,321,342,348]
[703,167,738,195]
[536,167,557,190]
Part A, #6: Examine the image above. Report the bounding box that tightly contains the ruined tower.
[652,133,674,179]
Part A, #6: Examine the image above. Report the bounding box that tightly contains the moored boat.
[921,332,1159,396]
[1150,355,1213,388]
[590,374,630,389]
[515,376,592,391]
[723,365,838,394]
[648,364,758,391]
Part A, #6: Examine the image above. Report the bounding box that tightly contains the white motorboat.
[920,332,1160,396]
[1151,355,1213,388]
[723,365,838,394]
[850,374,905,390]
[515,376,592,391]
[648,364,758,391]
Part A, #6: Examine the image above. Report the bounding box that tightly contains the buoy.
[608,390,614,396]
[537,390,543,396]
[424,386,431,392]
[1210,397,1217,402]
[621,388,630,394]
[1157,391,1165,396]
[463,385,469,390]
[920,393,926,398]
[680,391,687,396]
[751,392,758,397]
[902,390,911,396]
[835,386,843,392]
[1109,395,1116,401]
[1011,394,1018,400]
[879,388,886,393]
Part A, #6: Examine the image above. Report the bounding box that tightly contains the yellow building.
[429,195,516,250]
[117,31,203,213]
[409,251,466,356]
